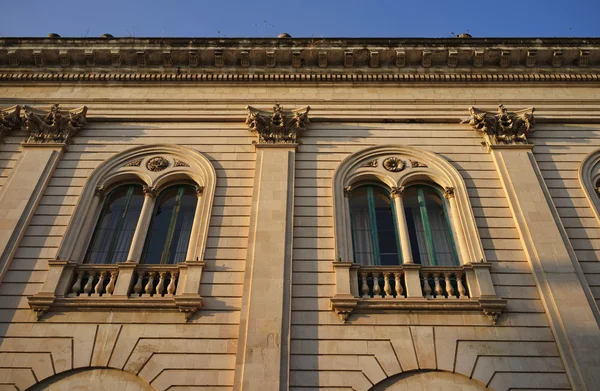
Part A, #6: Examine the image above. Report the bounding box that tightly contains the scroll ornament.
[246,104,310,144]
[0,105,23,137]
[462,105,535,145]
[24,104,88,144]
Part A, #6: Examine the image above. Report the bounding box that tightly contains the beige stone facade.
[0,37,598,390]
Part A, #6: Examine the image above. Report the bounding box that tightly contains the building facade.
[0,37,598,390]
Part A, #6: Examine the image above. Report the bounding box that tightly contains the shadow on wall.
[27,367,156,391]
[369,370,491,391]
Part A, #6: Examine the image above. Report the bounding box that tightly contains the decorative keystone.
[462,105,535,145]
[246,104,310,144]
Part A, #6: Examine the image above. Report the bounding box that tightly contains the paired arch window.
[85,183,198,265]
[349,184,459,267]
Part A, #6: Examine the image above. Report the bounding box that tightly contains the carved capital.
[343,186,352,198]
[95,185,106,199]
[23,104,87,144]
[390,186,405,199]
[443,187,455,199]
[246,104,310,144]
[0,105,23,139]
[195,185,205,197]
[462,105,535,145]
[142,185,157,198]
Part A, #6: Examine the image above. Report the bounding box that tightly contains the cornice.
[0,37,598,81]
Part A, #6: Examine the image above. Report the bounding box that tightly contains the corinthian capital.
[23,104,88,144]
[246,104,310,144]
[462,105,535,145]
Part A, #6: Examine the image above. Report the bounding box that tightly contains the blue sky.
[1,0,599,38]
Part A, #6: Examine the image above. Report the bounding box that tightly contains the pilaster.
[235,104,308,391]
[465,105,600,390]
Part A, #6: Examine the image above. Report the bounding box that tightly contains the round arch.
[369,370,492,391]
[27,368,156,391]
[579,148,600,226]
[57,144,216,263]
[332,145,484,265]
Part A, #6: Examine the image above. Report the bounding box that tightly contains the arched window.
[349,185,401,265]
[84,184,144,264]
[142,184,197,264]
[402,185,458,266]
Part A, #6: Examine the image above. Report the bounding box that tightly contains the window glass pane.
[349,187,374,265]
[85,184,143,264]
[372,188,399,265]
[423,188,458,266]
[404,187,430,265]
[142,185,197,264]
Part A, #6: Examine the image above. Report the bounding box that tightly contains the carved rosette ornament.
[146,156,169,172]
[382,157,405,172]
[462,105,535,145]
[246,104,310,144]
[23,104,88,144]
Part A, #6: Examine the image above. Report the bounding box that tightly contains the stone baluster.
[422,273,433,298]
[145,272,156,295]
[360,273,369,298]
[94,271,107,295]
[105,271,118,295]
[167,271,178,295]
[383,273,392,298]
[372,273,382,298]
[83,272,96,295]
[71,272,84,296]
[133,273,144,296]
[434,273,443,298]
[445,273,455,298]
[156,272,167,296]
[456,272,467,298]
[394,272,403,298]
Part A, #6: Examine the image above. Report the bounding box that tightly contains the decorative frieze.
[23,104,88,144]
[246,104,310,144]
[462,105,535,145]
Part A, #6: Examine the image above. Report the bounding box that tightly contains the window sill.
[330,262,506,324]
[28,260,205,321]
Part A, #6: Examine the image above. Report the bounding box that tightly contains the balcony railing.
[330,261,506,323]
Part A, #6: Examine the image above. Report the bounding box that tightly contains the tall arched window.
[84,184,144,264]
[142,184,197,264]
[349,185,401,265]
[402,185,458,266]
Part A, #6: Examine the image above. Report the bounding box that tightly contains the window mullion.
[367,187,381,265]
[389,193,403,264]
[438,189,460,265]
[105,185,134,264]
[126,188,156,263]
[160,186,184,264]
[417,187,438,266]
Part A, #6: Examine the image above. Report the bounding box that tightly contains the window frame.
[579,148,600,227]
[330,145,506,324]
[28,145,216,321]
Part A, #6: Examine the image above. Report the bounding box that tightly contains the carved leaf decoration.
[462,105,535,144]
[124,158,143,167]
[174,159,190,167]
[246,104,310,144]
